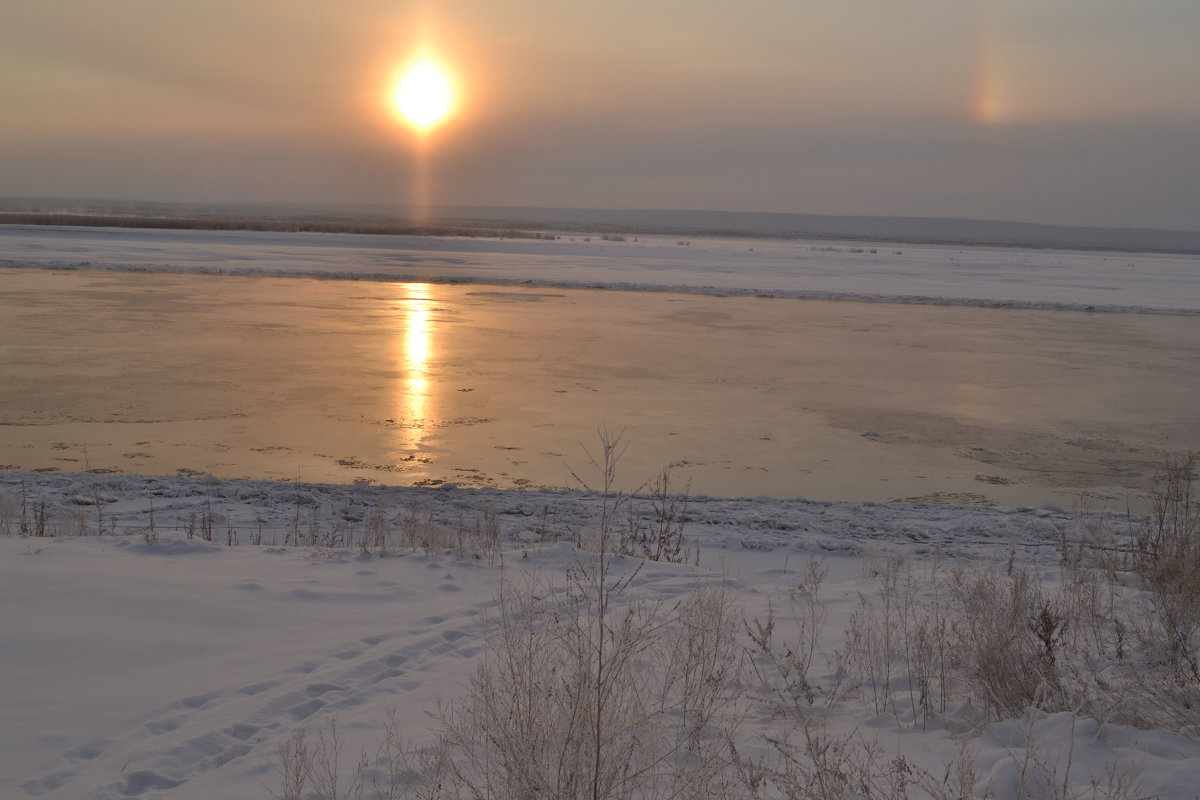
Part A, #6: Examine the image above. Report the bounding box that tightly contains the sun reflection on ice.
[393,283,435,450]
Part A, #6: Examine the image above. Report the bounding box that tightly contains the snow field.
[3,468,1199,799]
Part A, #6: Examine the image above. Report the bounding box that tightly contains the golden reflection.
[394,283,435,450]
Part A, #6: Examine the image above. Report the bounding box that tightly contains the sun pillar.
[392,58,455,225]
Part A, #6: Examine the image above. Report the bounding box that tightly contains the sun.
[394,61,453,130]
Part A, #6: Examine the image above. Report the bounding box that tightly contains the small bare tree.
[435,427,743,799]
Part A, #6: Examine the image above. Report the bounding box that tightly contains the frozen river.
[3,226,1199,510]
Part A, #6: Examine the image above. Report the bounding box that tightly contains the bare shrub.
[396,503,455,553]
[902,557,955,727]
[311,715,368,800]
[1135,452,1199,579]
[415,429,736,798]
[745,558,828,717]
[273,716,367,800]
[1059,503,1126,579]
[569,426,695,564]
[456,505,501,563]
[363,498,389,552]
[909,744,979,800]
[660,585,742,755]
[951,568,1062,719]
[743,559,926,799]
[367,710,453,800]
[846,555,909,717]
[567,424,640,553]
[530,502,563,543]
[838,554,960,726]
[25,497,48,537]
[433,557,743,798]
[55,507,88,538]
[185,503,214,542]
[1131,452,1200,686]
[0,488,20,536]
[835,558,1077,726]
[621,467,694,564]
[275,728,309,800]
[754,725,891,800]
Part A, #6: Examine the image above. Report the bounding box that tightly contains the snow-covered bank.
[0,470,1075,563]
[3,225,1199,314]
[4,469,1199,799]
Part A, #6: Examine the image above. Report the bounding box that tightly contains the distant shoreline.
[0,212,559,243]
[3,198,1200,255]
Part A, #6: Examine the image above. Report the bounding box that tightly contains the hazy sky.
[3,1,1199,230]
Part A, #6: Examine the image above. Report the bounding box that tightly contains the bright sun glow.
[394,61,453,129]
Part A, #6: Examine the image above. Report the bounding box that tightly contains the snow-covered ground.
[3,225,1199,798]
[2,470,1198,799]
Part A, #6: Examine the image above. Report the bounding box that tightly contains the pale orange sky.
[2,0,1198,229]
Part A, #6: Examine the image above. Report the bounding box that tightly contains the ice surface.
[2,267,1197,509]
[2,224,1199,313]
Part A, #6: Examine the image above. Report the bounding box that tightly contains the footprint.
[291,660,320,674]
[120,770,183,796]
[288,699,327,721]
[240,680,278,695]
[333,649,362,661]
[222,723,260,741]
[360,634,389,646]
[210,742,253,768]
[19,769,75,795]
[164,731,227,761]
[364,668,405,686]
[305,683,345,698]
[64,740,106,761]
[178,692,218,709]
[146,718,183,735]
[329,694,368,711]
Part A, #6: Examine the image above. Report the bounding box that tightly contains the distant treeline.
[5,202,1199,253]
[0,213,561,241]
